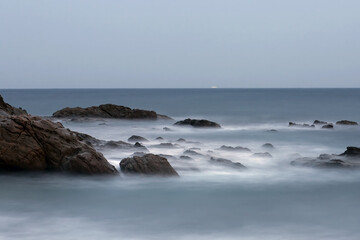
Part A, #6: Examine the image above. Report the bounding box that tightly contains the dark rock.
[119,154,179,176]
[291,158,353,169]
[151,143,179,148]
[176,138,186,142]
[163,127,172,131]
[103,140,132,149]
[219,145,251,152]
[266,129,278,132]
[313,120,328,125]
[158,154,176,160]
[252,152,273,158]
[183,150,203,156]
[289,122,315,128]
[52,104,171,120]
[262,143,274,149]
[133,142,149,152]
[155,137,164,140]
[128,135,148,142]
[131,152,146,157]
[174,118,221,128]
[0,115,117,174]
[0,95,28,116]
[336,120,358,125]
[322,124,334,129]
[180,155,193,160]
[73,131,104,147]
[340,147,360,158]
[209,157,246,169]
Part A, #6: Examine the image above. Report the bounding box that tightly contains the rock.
[340,147,360,158]
[151,143,179,148]
[52,104,171,120]
[174,118,221,128]
[218,145,251,152]
[155,137,164,140]
[133,142,149,151]
[131,152,146,157]
[289,122,315,128]
[163,127,172,131]
[183,150,203,156]
[209,157,246,169]
[0,95,28,116]
[128,135,148,142]
[322,124,334,129]
[73,131,104,147]
[313,120,328,125]
[119,154,179,176]
[291,158,353,169]
[266,129,278,132]
[176,138,186,142]
[180,155,193,160]
[262,143,274,149]
[252,152,273,158]
[103,140,133,149]
[336,120,358,125]
[0,115,117,174]
[158,154,176,160]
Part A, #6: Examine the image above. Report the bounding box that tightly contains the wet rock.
[183,150,203,156]
[0,95,28,116]
[52,104,171,120]
[252,152,273,158]
[73,131,104,147]
[133,142,149,152]
[174,118,221,128]
[158,154,176,160]
[262,143,274,149]
[180,155,193,160]
[103,140,133,149]
[119,154,179,176]
[0,115,117,174]
[322,124,334,129]
[151,143,179,148]
[340,147,360,158]
[155,137,164,140]
[209,157,246,169]
[313,120,328,125]
[131,152,147,157]
[128,135,148,142]
[218,145,251,152]
[289,122,315,128]
[176,138,186,142]
[336,120,358,125]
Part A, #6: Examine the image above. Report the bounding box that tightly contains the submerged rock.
[52,104,171,120]
[0,115,117,174]
[119,154,179,176]
[289,122,315,128]
[176,138,186,142]
[174,118,221,128]
[336,120,358,125]
[340,147,360,158]
[128,135,148,142]
[180,155,193,160]
[155,137,164,140]
[0,95,28,116]
[322,124,334,129]
[209,157,246,169]
[218,145,251,152]
[262,143,274,149]
[151,143,179,148]
[183,150,203,156]
[252,152,273,158]
[313,120,328,125]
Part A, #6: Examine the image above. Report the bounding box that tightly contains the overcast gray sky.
[0,0,359,88]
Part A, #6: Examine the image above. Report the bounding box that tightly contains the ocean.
[1,88,360,240]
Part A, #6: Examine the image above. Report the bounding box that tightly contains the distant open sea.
[1,88,360,240]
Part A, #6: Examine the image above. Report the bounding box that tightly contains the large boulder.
[0,115,117,174]
[336,120,358,125]
[52,104,171,120]
[119,154,179,176]
[0,95,27,116]
[174,118,221,128]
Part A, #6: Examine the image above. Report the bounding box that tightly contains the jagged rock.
[322,124,334,129]
[336,120,358,125]
[262,143,274,149]
[0,95,28,116]
[340,147,360,158]
[183,150,203,156]
[218,145,251,152]
[209,157,246,169]
[128,135,148,142]
[174,118,221,128]
[52,104,171,120]
[313,120,328,125]
[119,154,179,176]
[0,115,117,174]
[133,142,149,152]
[252,152,273,158]
[289,122,315,128]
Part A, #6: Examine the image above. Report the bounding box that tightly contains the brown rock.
[119,154,179,176]
[0,95,28,116]
[336,120,358,125]
[174,118,221,128]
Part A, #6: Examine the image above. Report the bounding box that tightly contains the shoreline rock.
[0,95,28,116]
[336,120,358,125]
[174,118,221,128]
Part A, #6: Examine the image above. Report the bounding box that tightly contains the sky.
[0,0,359,88]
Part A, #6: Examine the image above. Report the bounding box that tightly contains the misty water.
[1,89,360,240]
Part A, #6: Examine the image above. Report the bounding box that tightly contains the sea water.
[1,89,360,240]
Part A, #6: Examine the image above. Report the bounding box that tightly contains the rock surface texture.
[0,115,117,174]
[120,154,179,176]
[174,118,221,128]
[52,104,171,120]
[0,95,28,116]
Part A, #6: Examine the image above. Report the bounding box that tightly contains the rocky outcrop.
[322,124,333,129]
[336,120,358,125]
[340,147,360,157]
[52,104,171,120]
[174,118,221,128]
[209,157,246,169]
[289,122,315,128]
[0,95,28,116]
[128,135,148,142]
[119,154,179,176]
[0,115,117,174]
[218,145,251,152]
[313,120,328,125]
